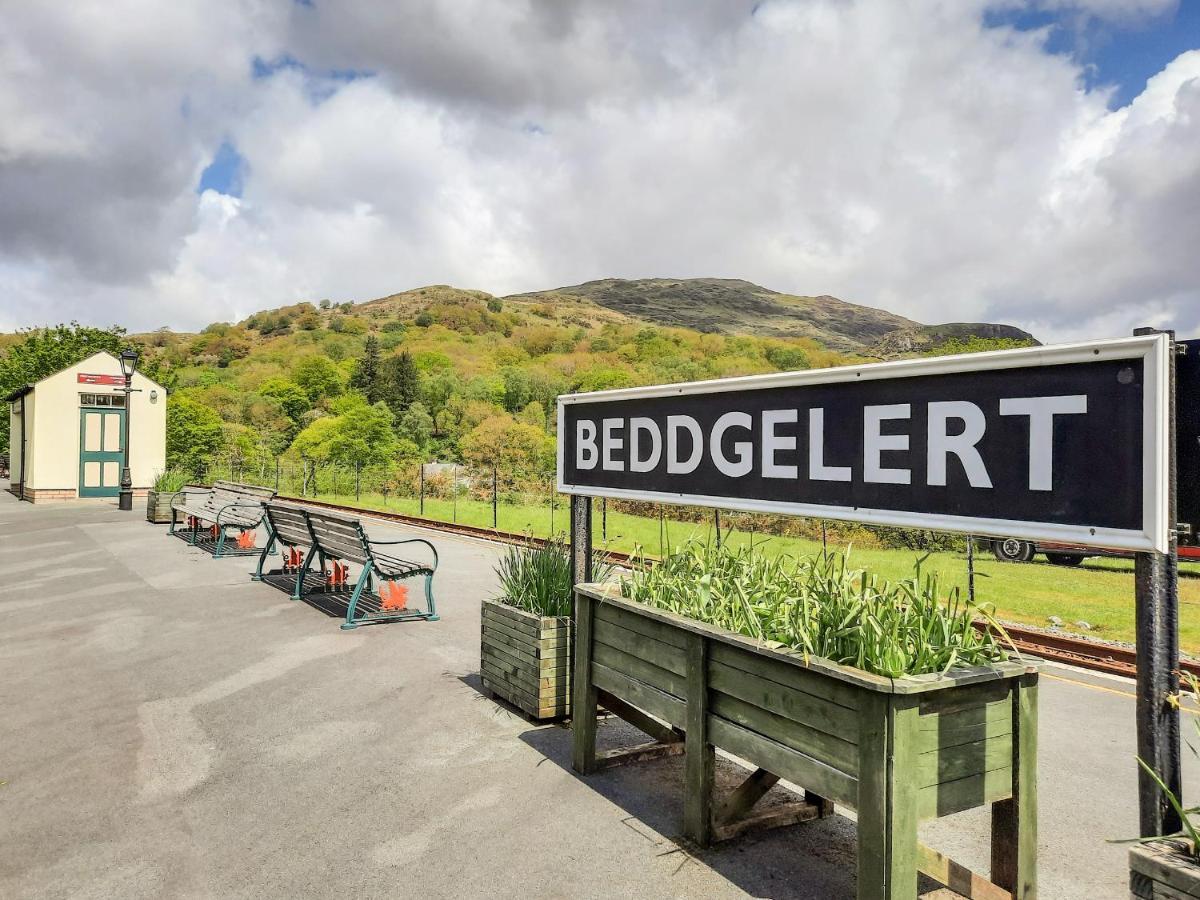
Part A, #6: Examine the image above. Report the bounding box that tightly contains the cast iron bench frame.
[169,480,276,557]
[256,501,439,630]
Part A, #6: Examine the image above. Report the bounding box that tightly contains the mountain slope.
[506,278,1027,352]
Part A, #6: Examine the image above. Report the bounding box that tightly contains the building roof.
[5,350,166,404]
[4,384,33,403]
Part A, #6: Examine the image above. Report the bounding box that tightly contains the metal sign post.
[1134,327,1182,838]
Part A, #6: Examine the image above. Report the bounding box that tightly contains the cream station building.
[6,351,166,502]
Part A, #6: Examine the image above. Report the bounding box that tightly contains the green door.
[79,407,125,498]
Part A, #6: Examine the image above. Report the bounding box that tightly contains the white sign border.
[556,334,1171,553]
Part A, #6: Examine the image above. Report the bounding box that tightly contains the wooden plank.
[919,766,1013,820]
[918,678,1012,716]
[595,599,690,649]
[572,590,599,774]
[708,658,860,742]
[991,674,1038,899]
[920,733,1014,788]
[481,651,568,693]
[481,609,569,650]
[481,620,569,663]
[710,641,862,712]
[707,716,857,809]
[917,712,1011,752]
[595,740,686,770]
[856,691,890,900]
[484,600,568,636]
[921,697,1012,732]
[917,843,1013,900]
[709,691,858,777]
[714,768,779,827]
[684,632,714,846]
[1129,842,1200,898]
[888,696,922,898]
[593,617,688,676]
[711,799,824,843]
[482,675,568,720]
[597,690,682,745]
[593,641,687,698]
[591,662,687,730]
[481,640,569,679]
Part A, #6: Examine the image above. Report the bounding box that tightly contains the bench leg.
[341,562,374,630]
[423,573,439,621]
[294,546,317,600]
[253,537,276,582]
[169,509,177,534]
[214,525,227,558]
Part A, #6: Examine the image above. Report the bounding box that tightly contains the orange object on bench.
[379,581,409,611]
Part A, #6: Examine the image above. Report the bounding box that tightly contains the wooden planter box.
[1131,840,1200,898]
[572,583,1039,900]
[481,599,571,720]
[146,490,180,524]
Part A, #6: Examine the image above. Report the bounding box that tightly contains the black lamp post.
[117,348,139,511]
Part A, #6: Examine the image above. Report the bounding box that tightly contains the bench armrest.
[171,487,210,509]
[368,537,439,572]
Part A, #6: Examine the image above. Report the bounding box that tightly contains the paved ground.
[1,489,1196,899]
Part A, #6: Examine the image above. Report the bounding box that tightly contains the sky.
[0,1,1197,344]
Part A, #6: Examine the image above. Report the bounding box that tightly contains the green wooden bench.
[169,480,276,557]
[257,501,439,630]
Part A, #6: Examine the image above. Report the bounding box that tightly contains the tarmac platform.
[1,488,1195,899]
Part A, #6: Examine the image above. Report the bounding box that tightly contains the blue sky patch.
[197,141,245,197]
[985,3,1199,107]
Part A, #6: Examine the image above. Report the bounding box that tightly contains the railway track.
[281,494,1194,682]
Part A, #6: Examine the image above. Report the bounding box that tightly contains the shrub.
[494,537,613,618]
[621,541,1008,678]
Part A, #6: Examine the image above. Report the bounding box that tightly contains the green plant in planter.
[152,469,189,492]
[621,540,1009,678]
[494,536,613,618]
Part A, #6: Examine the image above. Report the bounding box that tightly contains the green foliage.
[292,355,345,403]
[289,393,398,467]
[622,541,1007,678]
[258,377,309,421]
[415,311,433,327]
[349,335,383,402]
[494,537,613,617]
[925,336,1036,356]
[764,344,810,371]
[487,298,503,313]
[152,469,189,492]
[379,351,420,418]
[398,401,434,450]
[166,395,224,475]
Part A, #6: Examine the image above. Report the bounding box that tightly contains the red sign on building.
[77,373,125,386]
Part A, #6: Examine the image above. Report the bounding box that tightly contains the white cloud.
[0,0,1197,343]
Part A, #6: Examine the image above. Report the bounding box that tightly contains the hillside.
[869,322,1040,357]
[506,278,918,351]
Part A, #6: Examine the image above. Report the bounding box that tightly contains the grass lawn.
[313,489,1200,655]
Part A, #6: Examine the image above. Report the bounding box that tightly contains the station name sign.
[77,373,125,386]
[557,335,1170,552]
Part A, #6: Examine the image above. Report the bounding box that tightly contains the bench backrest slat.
[263,502,313,547]
[213,480,277,501]
[306,509,370,565]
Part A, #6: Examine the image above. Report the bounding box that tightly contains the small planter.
[146,490,180,524]
[1131,840,1200,898]
[480,599,571,720]
[572,583,1040,900]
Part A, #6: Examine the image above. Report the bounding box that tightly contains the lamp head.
[118,347,139,380]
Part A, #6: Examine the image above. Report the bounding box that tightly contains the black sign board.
[558,336,1170,552]
[1179,339,1200,546]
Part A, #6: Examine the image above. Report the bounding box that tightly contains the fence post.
[602,497,608,543]
[570,495,593,588]
[821,520,828,552]
[355,461,361,502]
[1133,326,1182,838]
[452,465,458,523]
[275,457,280,492]
[967,535,976,604]
[419,462,425,516]
[492,466,498,530]
[714,508,721,548]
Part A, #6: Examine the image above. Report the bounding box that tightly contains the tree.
[460,414,554,488]
[0,322,164,453]
[288,394,398,468]
[379,351,420,419]
[166,395,224,476]
[350,335,383,403]
[398,401,434,452]
[292,355,344,404]
[258,377,310,422]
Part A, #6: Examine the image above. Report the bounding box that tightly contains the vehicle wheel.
[992,538,1034,562]
[1046,553,1084,567]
